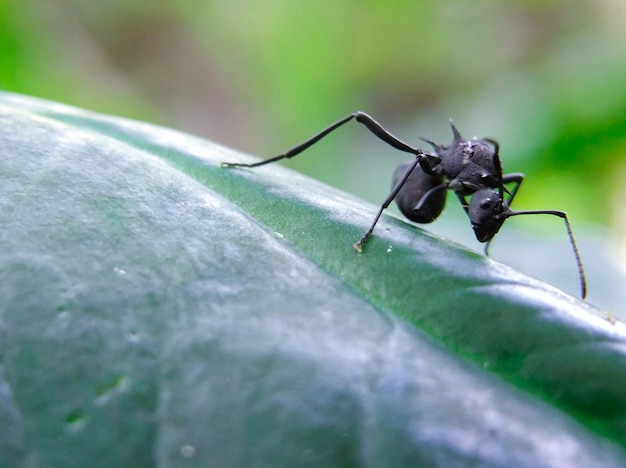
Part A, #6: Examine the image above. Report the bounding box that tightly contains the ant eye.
[479,198,492,209]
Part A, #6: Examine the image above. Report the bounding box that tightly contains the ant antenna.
[503,210,587,299]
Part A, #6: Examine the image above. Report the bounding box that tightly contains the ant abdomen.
[392,160,446,224]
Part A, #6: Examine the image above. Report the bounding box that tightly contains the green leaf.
[1,92,626,466]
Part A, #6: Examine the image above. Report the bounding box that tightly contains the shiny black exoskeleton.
[222,111,586,298]
[392,122,518,245]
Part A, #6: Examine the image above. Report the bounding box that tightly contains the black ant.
[221,111,587,299]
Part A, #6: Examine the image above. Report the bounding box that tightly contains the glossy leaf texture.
[1,92,626,467]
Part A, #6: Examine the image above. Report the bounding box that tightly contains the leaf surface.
[1,92,625,467]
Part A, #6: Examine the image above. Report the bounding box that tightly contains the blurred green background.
[1,0,626,307]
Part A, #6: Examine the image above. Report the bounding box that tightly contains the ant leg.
[221,111,422,168]
[501,173,524,206]
[481,140,523,206]
[505,209,587,299]
[413,183,448,213]
[454,193,470,215]
[222,114,355,168]
[354,156,424,252]
[483,138,506,198]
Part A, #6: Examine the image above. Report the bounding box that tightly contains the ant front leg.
[501,173,524,207]
[455,193,470,215]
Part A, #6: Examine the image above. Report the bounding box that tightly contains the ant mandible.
[221,111,587,299]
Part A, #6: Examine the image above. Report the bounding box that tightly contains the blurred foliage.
[1,0,625,236]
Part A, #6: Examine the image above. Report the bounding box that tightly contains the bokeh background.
[2,0,625,310]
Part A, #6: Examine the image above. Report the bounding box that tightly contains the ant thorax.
[428,133,500,193]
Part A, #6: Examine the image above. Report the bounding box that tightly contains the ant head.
[468,188,509,242]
